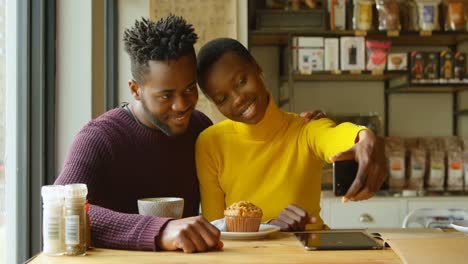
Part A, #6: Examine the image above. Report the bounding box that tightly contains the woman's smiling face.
[203,52,269,124]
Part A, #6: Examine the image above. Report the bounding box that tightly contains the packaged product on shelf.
[427,150,445,191]
[385,136,406,151]
[304,0,318,8]
[293,37,324,73]
[410,51,425,82]
[439,50,454,82]
[324,38,340,71]
[353,0,374,31]
[399,0,419,31]
[288,0,319,9]
[442,136,462,151]
[376,0,401,31]
[365,40,391,70]
[346,0,355,29]
[385,137,406,191]
[424,52,440,83]
[297,49,312,74]
[453,51,466,81]
[461,136,468,150]
[310,49,325,71]
[298,48,324,73]
[416,0,442,31]
[420,136,442,151]
[387,53,408,70]
[463,151,468,191]
[445,0,466,31]
[408,148,426,191]
[290,0,302,10]
[405,137,421,150]
[447,150,464,191]
[340,36,365,70]
[292,36,299,72]
[388,150,406,190]
[330,0,347,30]
[265,0,286,9]
[298,49,313,74]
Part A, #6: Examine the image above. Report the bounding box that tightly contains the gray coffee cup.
[137,197,184,218]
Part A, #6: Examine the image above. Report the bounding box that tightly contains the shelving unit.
[284,72,405,81]
[248,8,468,136]
[247,0,468,210]
[250,30,468,46]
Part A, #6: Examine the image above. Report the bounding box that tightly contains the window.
[3,0,18,262]
[0,0,6,262]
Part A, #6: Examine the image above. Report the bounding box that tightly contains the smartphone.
[333,160,358,196]
[295,231,382,250]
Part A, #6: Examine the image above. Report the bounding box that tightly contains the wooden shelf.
[455,109,468,116]
[277,72,468,91]
[289,72,404,82]
[249,30,468,46]
[279,98,290,107]
[386,86,468,94]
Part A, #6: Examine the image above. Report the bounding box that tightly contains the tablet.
[295,231,382,250]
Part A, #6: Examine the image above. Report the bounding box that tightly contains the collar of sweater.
[232,93,287,141]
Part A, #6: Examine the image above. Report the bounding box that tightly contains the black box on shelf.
[410,51,424,83]
[255,9,326,30]
[424,52,439,83]
[454,51,466,81]
[439,50,454,82]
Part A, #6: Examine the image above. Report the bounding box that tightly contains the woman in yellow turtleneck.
[195,38,387,231]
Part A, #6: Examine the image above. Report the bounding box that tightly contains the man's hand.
[156,216,222,253]
[300,110,326,122]
[269,204,316,231]
[330,129,387,202]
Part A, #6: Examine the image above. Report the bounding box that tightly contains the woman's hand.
[330,130,388,202]
[269,204,316,231]
[300,110,327,122]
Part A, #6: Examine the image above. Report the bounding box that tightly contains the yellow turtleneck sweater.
[195,97,365,229]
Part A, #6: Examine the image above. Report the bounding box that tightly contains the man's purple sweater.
[55,107,212,251]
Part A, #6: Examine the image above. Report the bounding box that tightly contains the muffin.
[224,201,263,232]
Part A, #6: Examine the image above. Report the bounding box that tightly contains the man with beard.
[54,15,221,253]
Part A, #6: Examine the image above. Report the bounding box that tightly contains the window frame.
[5,0,56,262]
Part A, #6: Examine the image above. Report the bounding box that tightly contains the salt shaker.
[41,185,65,255]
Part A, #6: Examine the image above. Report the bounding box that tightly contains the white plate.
[220,224,280,240]
[451,220,468,233]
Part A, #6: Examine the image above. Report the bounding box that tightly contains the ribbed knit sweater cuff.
[138,217,173,251]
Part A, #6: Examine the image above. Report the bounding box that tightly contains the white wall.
[56,0,93,172]
[389,94,453,136]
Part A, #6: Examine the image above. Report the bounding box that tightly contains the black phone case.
[295,231,382,251]
[333,160,358,196]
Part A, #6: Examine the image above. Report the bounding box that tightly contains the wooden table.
[28,232,401,264]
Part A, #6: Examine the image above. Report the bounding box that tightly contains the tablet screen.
[295,231,382,250]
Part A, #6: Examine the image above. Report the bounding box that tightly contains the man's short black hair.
[123,15,198,84]
[197,38,255,91]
